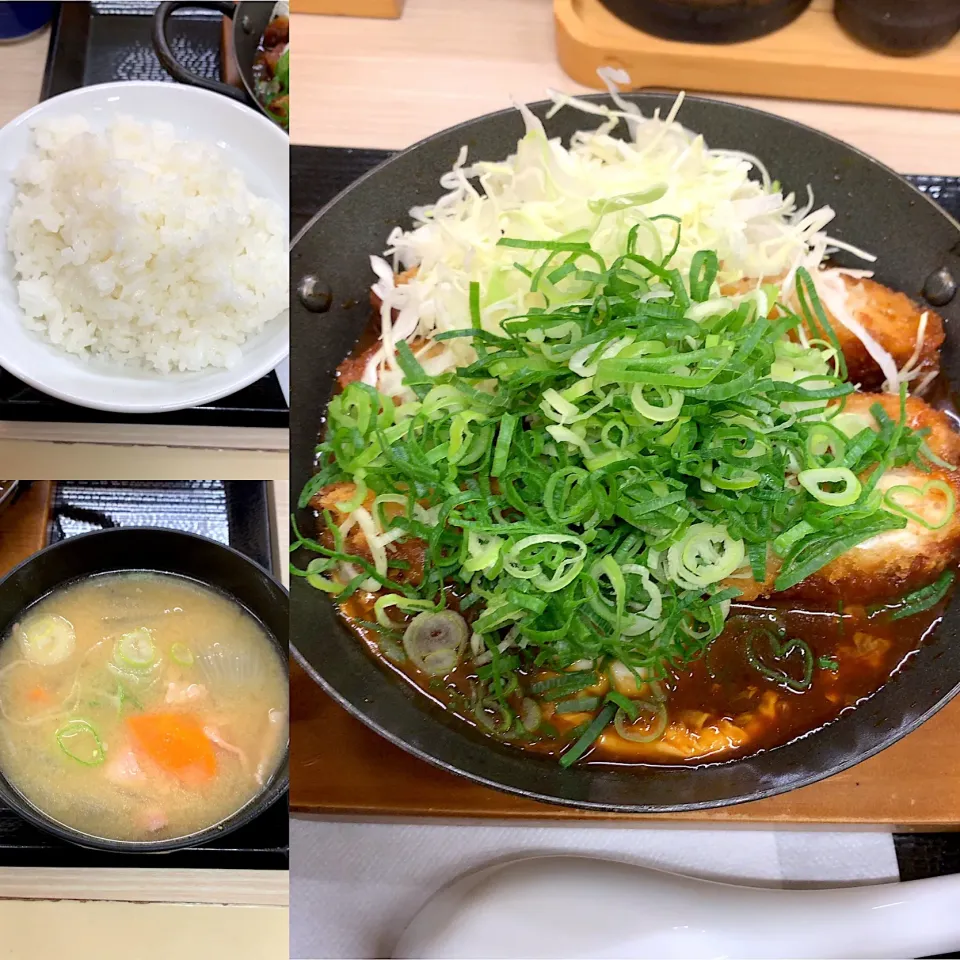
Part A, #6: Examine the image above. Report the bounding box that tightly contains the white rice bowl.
[0,81,289,413]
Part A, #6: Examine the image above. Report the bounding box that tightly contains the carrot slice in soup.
[126,713,216,785]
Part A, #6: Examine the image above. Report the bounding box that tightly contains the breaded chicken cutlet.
[726,393,960,605]
[310,482,425,586]
[723,272,945,393]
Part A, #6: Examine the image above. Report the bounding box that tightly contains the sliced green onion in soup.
[402,611,468,677]
[554,695,602,714]
[56,720,105,766]
[473,697,513,734]
[170,642,194,666]
[520,697,541,732]
[890,571,956,620]
[114,627,158,670]
[17,614,76,666]
[613,700,668,743]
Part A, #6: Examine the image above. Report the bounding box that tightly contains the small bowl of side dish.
[291,89,960,812]
[0,528,288,852]
[0,80,289,413]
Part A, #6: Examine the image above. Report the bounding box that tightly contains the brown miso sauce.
[593,600,942,765]
[338,590,945,766]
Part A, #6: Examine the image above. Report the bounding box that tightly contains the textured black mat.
[0,481,288,869]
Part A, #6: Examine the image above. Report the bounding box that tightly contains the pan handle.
[152,1,247,102]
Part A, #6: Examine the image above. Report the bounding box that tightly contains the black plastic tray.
[0,1,289,430]
[0,480,288,869]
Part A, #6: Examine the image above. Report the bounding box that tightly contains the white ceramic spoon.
[394,854,960,959]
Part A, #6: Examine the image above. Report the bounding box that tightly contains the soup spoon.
[393,854,960,959]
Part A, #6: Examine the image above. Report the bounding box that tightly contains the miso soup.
[0,572,288,842]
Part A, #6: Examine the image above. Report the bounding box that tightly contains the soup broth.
[0,572,288,842]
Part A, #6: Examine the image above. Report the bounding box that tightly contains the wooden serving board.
[291,659,960,828]
[555,0,960,112]
[290,0,404,18]
[222,6,242,91]
[0,483,54,576]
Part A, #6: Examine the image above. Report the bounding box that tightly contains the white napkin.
[290,815,898,960]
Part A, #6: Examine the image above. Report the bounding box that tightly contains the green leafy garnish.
[890,571,955,620]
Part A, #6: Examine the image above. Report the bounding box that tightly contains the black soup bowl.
[0,528,289,852]
[291,92,960,813]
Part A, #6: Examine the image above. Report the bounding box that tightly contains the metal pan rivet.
[241,15,254,33]
[299,275,333,313]
[922,266,957,308]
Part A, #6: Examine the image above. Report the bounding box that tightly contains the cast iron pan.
[291,93,960,812]
[152,0,284,128]
[0,528,289,851]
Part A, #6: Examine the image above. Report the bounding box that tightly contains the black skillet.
[152,0,284,128]
[0,528,289,852]
[291,93,960,812]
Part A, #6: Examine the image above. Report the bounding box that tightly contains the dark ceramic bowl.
[291,92,960,812]
[599,0,813,44]
[0,528,289,852]
[835,0,960,56]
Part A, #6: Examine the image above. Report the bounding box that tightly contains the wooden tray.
[291,658,960,828]
[290,0,403,17]
[0,483,53,575]
[555,0,960,112]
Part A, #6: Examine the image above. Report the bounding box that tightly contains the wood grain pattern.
[0,868,288,905]
[222,6,243,90]
[290,1,960,176]
[291,658,960,828]
[0,29,48,129]
[0,483,53,571]
[291,0,404,16]
[556,0,960,111]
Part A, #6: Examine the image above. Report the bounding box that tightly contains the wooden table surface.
[291,0,960,176]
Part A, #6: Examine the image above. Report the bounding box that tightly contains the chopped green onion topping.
[298,223,939,765]
[890,571,955,620]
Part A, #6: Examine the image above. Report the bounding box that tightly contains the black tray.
[0,480,288,869]
[0,2,289,430]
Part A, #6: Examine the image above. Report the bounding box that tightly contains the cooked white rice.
[6,114,287,373]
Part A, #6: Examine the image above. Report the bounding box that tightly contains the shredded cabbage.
[368,78,872,398]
